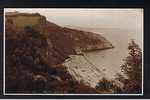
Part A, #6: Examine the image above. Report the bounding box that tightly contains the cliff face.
[6,12,113,56]
[5,12,113,93]
[61,27,113,53]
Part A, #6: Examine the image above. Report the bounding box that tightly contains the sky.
[5,8,143,29]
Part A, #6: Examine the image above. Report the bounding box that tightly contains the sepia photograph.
[4,8,143,94]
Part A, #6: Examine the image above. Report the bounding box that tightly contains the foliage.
[96,40,142,94]
[120,39,142,93]
[96,78,122,93]
[24,26,41,38]
[5,27,97,93]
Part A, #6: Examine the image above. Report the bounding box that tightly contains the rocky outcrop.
[63,55,106,87]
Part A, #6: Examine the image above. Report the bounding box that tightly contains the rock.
[51,75,62,81]
[33,75,47,82]
[63,55,106,87]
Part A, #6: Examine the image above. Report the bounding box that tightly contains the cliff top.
[6,11,42,17]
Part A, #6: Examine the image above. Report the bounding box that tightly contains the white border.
[3,8,144,96]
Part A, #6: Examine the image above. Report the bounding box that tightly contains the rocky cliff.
[5,12,113,93]
[6,12,113,55]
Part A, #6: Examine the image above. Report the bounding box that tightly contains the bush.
[24,26,41,38]
[96,78,122,93]
[120,39,142,93]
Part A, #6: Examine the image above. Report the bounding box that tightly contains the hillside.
[5,12,113,93]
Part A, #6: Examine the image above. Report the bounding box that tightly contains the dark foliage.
[119,40,142,93]
[96,78,122,93]
[5,27,97,93]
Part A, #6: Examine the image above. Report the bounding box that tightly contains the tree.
[95,78,122,93]
[121,39,142,93]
